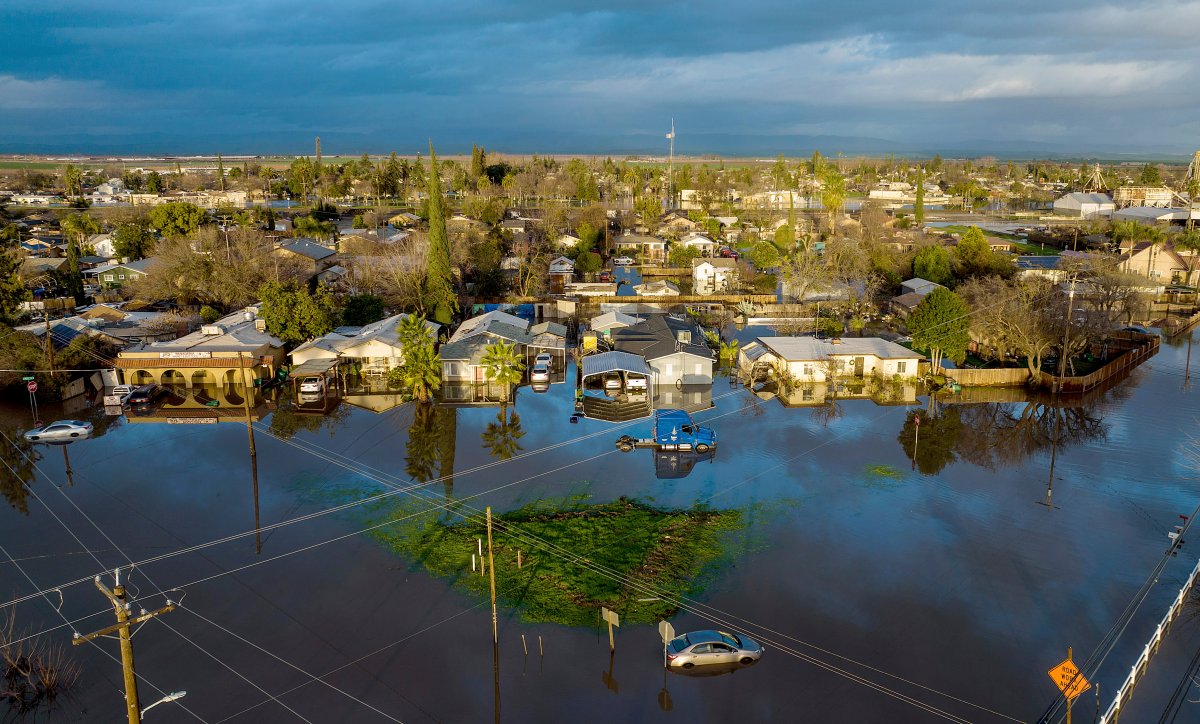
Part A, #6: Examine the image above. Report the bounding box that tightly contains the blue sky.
[2,1,1198,157]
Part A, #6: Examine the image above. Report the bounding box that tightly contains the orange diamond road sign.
[1048,658,1091,700]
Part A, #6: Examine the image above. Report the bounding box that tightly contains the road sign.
[658,620,675,644]
[21,376,35,382]
[1048,657,1091,700]
[601,607,619,627]
[26,381,37,393]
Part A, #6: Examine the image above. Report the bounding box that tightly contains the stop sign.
[26,381,37,393]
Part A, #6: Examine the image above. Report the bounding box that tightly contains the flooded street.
[3,329,1199,723]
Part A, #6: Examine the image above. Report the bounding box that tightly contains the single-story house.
[677,233,717,256]
[900,278,942,296]
[388,212,422,227]
[588,311,642,336]
[557,233,581,249]
[22,257,69,276]
[549,256,575,292]
[660,211,700,234]
[87,234,116,258]
[273,238,338,275]
[634,280,680,296]
[738,336,924,381]
[1015,256,1065,281]
[692,258,738,295]
[441,309,566,386]
[84,258,154,289]
[611,314,714,386]
[291,312,441,378]
[615,233,666,263]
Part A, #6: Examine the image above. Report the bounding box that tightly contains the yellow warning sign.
[1047,658,1091,700]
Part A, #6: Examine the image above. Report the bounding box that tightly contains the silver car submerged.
[666,630,764,668]
[24,420,94,442]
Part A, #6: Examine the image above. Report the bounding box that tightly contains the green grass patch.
[863,463,906,490]
[301,480,747,628]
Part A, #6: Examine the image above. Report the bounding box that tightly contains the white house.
[677,233,717,257]
[557,233,581,249]
[692,258,738,295]
[88,233,116,259]
[1053,192,1115,219]
[634,280,681,296]
[739,337,924,381]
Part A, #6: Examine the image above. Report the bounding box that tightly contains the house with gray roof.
[83,258,155,289]
[440,309,566,387]
[291,312,440,384]
[611,314,714,386]
[738,336,924,382]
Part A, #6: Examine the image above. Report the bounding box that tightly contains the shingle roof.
[757,336,924,361]
[278,238,336,261]
[611,315,712,362]
[581,351,651,377]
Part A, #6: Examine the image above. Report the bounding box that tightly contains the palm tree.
[480,340,525,406]
[1175,230,1200,287]
[396,313,433,350]
[481,409,525,461]
[389,339,441,402]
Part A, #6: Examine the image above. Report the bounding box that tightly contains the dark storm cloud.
[1,0,1198,155]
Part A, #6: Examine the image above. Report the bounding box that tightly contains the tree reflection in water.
[0,424,39,514]
[406,403,457,498]
[899,397,1109,475]
[481,409,525,461]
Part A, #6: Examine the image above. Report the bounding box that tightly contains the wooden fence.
[1163,309,1200,338]
[1099,555,1200,723]
[945,367,1032,387]
[1037,333,1160,394]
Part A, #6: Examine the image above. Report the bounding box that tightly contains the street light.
[142,691,186,717]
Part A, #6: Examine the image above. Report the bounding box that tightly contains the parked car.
[24,420,93,442]
[127,384,166,406]
[597,270,614,283]
[718,246,740,259]
[534,352,552,367]
[666,630,763,668]
[110,385,135,404]
[603,371,623,390]
[530,362,550,383]
[299,376,325,394]
[625,372,648,390]
[611,256,635,266]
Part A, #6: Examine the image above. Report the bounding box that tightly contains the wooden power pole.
[486,506,498,643]
[73,569,176,724]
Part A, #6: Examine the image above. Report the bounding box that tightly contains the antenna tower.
[1083,162,1107,192]
[1184,150,1200,185]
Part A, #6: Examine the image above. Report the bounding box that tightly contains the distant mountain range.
[1,130,1192,163]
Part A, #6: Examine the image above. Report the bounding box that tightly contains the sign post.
[1047,647,1091,724]
[658,620,675,668]
[601,607,620,652]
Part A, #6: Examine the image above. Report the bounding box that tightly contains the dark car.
[127,384,167,406]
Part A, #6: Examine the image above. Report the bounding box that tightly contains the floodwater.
[2,329,1199,723]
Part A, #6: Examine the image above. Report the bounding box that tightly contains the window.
[802,363,814,376]
[896,361,907,374]
[663,363,673,377]
[103,274,114,281]
[118,274,125,280]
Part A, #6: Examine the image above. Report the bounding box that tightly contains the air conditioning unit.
[254,319,267,332]
[201,324,225,336]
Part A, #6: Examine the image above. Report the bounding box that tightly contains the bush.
[199,305,220,324]
[352,214,366,229]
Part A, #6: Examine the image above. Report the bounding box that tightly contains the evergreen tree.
[914,167,925,224]
[217,153,226,192]
[423,143,458,325]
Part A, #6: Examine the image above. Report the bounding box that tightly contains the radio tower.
[665,119,675,210]
[1083,162,1107,192]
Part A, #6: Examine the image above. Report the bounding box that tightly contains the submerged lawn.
[311,482,746,627]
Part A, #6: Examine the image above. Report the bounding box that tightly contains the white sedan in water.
[611,256,635,266]
[24,420,94,442]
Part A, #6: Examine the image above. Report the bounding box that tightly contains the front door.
[853,356,865,376]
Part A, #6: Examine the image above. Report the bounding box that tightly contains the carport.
[581,351,653,390]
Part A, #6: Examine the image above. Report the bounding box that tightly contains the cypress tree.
[424,143,458,325]
[914,166,925,224]
[217,153,226,192]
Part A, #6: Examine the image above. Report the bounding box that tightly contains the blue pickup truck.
[615,409,717,453]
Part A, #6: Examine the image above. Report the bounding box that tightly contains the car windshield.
[717,631,742,647]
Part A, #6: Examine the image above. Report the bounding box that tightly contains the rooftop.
[757,336,924,361]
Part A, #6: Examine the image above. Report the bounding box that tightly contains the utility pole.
[1056,278,1077,393]
[43,313,55,376]
[237,352,261,554]
[73,569,176,724]
[486,506,498,643]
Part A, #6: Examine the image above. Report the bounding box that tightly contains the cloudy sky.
[3,1,1198,157]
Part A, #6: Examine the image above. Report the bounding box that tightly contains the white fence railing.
[1099,556,1200,723]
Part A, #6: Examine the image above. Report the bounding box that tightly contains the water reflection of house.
[653,384,712,413]
[758,379,918,407]
[116,307,285,402]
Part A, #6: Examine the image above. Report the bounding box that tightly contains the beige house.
[616,233,666,263]
[290,313,441,379]
[1121,241,1198,283]
[739,336,924,382]
[692,258,738,295]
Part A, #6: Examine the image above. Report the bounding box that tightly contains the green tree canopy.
[750,241,781,269]
[390,315,441,403]
[148,202,206,237]
[575,251,602,277]
[112,220,155,260]
[913,245,953,286]
[480,339,525,405]
[908,287,971,371]
[953,226,996,277]
[256,281,338,344]
[342,293,386,326]
[668,245,701,268]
